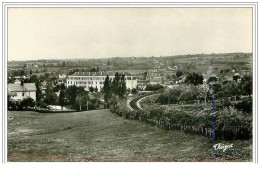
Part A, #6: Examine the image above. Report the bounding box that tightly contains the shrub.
[145,84,164,91]
[215,107,252,140]
[19,97,35,110]
[235,98,252,113]
[156,94,178,104]
[131,88,138,94]
[223,97,232,107]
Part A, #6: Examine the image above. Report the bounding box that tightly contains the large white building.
[66,72,137,91]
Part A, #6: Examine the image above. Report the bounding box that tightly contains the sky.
[8,8,252,61]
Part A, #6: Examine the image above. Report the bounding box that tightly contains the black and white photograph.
[1,1,260,189]
[4,6,255,162]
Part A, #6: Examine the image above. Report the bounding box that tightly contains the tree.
[235,97,252,113]
[103,75,111,102]
[45,85,58,105]
[62,61,66,67]
[20,97,35,110]
[212,83,223,99]
[233,75,241,82]
[76,91,89,111]
[65,85,78,107]
[30,69,32,75]
[208,76,219,83]
[176,71,183,78]
[89,86,94,93]
[20,70,25,76]
[131,88,138,94]
[8,95,15,110]
[149,107,165,124]
[145,84,164,91]
[185,72,203,86]
[118,74,127,99]
[59,84,66,110]
[8,76,15,84]
[197,83,210,105]
[94,86,98,93]
[240,75,252,97]
[65,85,87,110]
[112,72,120,95]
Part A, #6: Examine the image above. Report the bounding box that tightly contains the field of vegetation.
[7,110,251,162]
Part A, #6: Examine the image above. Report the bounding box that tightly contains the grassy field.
[7,110,252,162]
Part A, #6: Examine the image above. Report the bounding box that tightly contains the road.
[129,93,160,111]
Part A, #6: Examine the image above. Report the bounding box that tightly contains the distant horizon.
[8,51,253,62]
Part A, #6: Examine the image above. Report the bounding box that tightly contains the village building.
[40,81,47,95]
[58,73,67,79]
[14,75,29,81]
[176,75,187,84]
[146,70,162,85]
[8,83,37,102]
[57,74,67,85]
[66,71,138,91]
[14,79,21,85]
[57,78,65,85]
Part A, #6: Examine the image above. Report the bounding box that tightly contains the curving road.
[129,93,160,111]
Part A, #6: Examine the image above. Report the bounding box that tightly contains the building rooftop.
[23,83,37,91]
[8,84,23,92]
[8,83,36,92]
[70,71,133,77]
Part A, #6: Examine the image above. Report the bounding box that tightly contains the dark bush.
[19,97,35,110]
[145,84,164,91]
[131,88,138,94]
[156,94,178,104]
[235,98,252,113]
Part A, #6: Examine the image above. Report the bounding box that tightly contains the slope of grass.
[7,110,251,162]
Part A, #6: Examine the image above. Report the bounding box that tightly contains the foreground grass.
[8,110,252,162]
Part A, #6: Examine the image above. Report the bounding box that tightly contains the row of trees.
[103,72,127,103]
